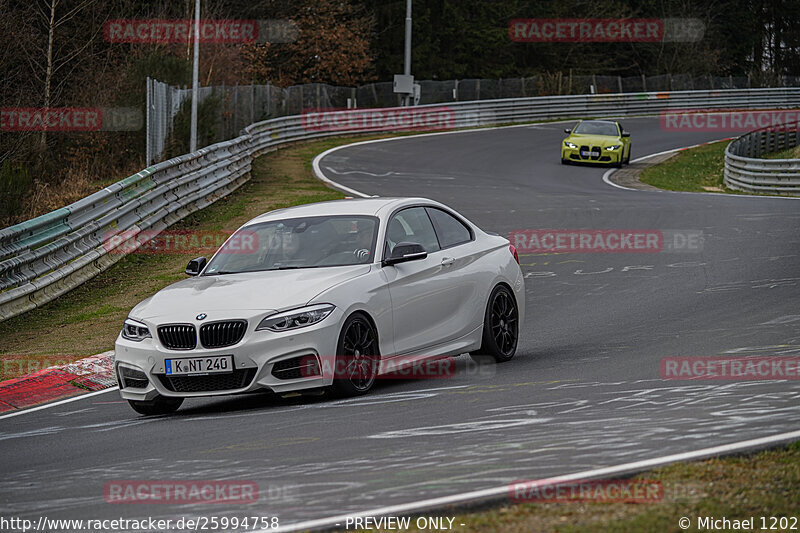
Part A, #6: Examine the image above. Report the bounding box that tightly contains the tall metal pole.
[403,0,412,106]
[145,77,152,165]
[190,0,200,152]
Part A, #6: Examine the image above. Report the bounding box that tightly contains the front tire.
[472,285,519,363]
[330,313,379,397]
[128,395,183,416]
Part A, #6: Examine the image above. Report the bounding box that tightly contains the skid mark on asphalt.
[0,417,153,441]
[759,315,800,325]
[198,436,320,455]
[697,277,800,293]
[186,385,473,418]
[723,344,800,355]
[325,166,457,180]
[367,417,552,438]
[51,407,96,416]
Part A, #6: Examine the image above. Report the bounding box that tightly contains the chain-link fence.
[146,74,800,164]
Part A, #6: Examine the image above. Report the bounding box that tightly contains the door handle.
[441,257,455,266]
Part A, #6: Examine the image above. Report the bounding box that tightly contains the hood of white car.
[130,265,371,321]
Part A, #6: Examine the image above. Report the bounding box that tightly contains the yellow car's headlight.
[605,145,622,151]
[564,141,578,149]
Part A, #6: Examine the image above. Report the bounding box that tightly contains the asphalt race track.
[2,117,800,530]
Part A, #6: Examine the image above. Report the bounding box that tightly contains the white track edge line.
[0,386,118,421]
[271,428,800,532]
[310,117,606,196]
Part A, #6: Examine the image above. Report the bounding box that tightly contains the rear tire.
[128,396,183,416]
[330,313,379,397]
[471,285,519,364]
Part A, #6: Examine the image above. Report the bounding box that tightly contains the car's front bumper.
[114,311,343,401]
[562,146,622,164]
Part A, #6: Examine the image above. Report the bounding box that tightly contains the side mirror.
[185,256,207,276]
[621,131,630,137]
[564,128,571,134]
[383,242,427,267]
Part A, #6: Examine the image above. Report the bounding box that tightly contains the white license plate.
[166,355,233,375]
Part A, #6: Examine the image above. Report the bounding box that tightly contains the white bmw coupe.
[115,197,525,415]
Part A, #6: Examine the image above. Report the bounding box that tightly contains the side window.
[427,208,472,249]
[385,207,441,255]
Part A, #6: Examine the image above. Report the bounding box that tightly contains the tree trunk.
[40,0,57,151]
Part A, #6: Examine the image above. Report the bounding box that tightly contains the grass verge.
[638,141,733,193]
[0,134,402,381]
[638,139,797,195]
[353,442,800,533]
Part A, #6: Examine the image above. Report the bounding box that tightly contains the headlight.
[605,145,621,151]
[121,318,151,341]
[256,304,335,332]
[564,141,578,149]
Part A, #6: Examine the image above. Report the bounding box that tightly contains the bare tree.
[16,0,104,149]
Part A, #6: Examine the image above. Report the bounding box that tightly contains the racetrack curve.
[2,117,800,530]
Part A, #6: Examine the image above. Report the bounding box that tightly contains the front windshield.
[203,215,378,274]
[573,121,620,136]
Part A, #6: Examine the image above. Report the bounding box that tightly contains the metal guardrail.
[2,87,800,322]
[146,74,800,164]
[724,123,800,194]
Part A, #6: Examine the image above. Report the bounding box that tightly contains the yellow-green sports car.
[561,120,631,167]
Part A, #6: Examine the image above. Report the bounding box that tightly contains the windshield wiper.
[268,265,321,270]
[202,270,237,276]
[205,265,323,275]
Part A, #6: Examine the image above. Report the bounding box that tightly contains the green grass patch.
[638,140,790,195]
[0,133,402,381]
[638,141,731,193]
[62,304,128,325]
[353,443,800,533]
